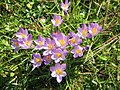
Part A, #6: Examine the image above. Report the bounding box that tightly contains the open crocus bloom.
[51,14,63,27]
[34,35,46,50]
[31,53,43,70]
[69,32,82,46]
[15,28,28,39]
[51,48,68,63]
[54,33,69,49]
[43,54,52,65]
[43,38,56,56]
[77,24,91,39]
[50,63,67,83]
[19,34,33,49]
[88,23,102,37]
[61,0,70,13]
[71,45,84,58]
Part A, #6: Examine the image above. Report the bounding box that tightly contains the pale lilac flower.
[34,35,46,50]
[11,38,22,52]
[88,23,102,37]
[54,33,69,48]
[51,30,61,39]
[43,54,52,65]
[50,63,67,83]
[71,45,84,58]
[68,32,82,46]
[51,48,68,63]
[43,38,56,56]
[31,53,43,70]
[15,28,28,39]
[51,14,63,27]
[19,34,33,49]
[77,24,91,39]
[61,0,70,14]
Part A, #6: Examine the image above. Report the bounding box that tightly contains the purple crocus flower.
[43,38,56,56]
[61,0,70,14]
[19,34,33,49]
[15,28,28,39]
[54,33,69,48]
[50,63,67,83]
[11,38,21,52]
[43,54,52,65]
[71,45,84,58]
[51,14,63,27]
[31,53,43,70]
[68,32,82,46]
[34,35,45,50]
[51,48,68,63]
[77,24,91,39]
[51,30,61,39]
[88,23,102,37]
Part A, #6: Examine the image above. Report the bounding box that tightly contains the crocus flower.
[43,38,56,56]
[54,33,69,48]
[15,28,28,39]
[50,63,67,83]
[77,24,91,39]
[31,53,43,70]
[19,34,33,49]
[34,35,45,50]
[51,48,68,63]
[51,14,63,27]
[71,45,84,58]
[61,0,70,14]
[43,54,52,65]
[11,38,22,52]
[88,23,102,37]
[68,32,82,46]
[51,30,61,39]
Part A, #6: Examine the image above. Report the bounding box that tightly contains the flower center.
[82,29,87,36]
[55,18,60,25]
[59,39,65,46]
[64,4,68,9]
[36,58,41,63]
[39,41,43,46]
[48,44,53,50]
[56,69,63,75]
[15,42,19,46]
[21,33,26,38]
[92,28,97,35]
[76,49,82,54]
[56,53,62,58]
[70,38,76,44]
[25,40,31,46]
[46,55,51,61]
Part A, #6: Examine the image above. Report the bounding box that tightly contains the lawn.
[0,0,120,90]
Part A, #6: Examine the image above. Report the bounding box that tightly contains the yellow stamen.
[70,38,76,44]
[48,44,53,50]
[36,58,41,63]
[76,49,82,54]
[21,33,26,38]
[38,41,43,46]
[92,28,97,35]
[56,69,63,75]
[56,53,62,58]
[64,4,68,9]
[59,39,65,46]
[82,29,87,36]
[15,42,19,46]
[46,55,51,61]
[25,40,31,46]
[55,18,60,25]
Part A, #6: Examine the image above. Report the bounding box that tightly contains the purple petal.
[57,75,62,83]
[61,64,66,70]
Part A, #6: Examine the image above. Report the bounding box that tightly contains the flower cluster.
[11,0,102,83]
